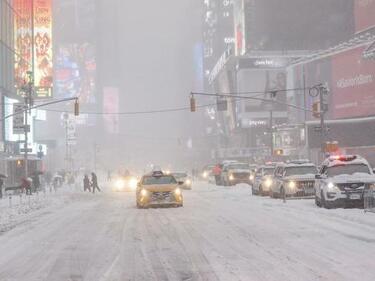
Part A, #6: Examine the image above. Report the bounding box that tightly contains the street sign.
[13,104,25,134]
[20,148,32,153]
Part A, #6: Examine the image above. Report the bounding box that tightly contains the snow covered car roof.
[277,161,316,168]
[322,155,370,168]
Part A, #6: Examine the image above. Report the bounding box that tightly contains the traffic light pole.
[319,84,328,159]
[23,72,34,179]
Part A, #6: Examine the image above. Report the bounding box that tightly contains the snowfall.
[0,182,374,281]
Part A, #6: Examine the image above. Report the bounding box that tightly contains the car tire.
[315,193,321,207]
[259,185,263,196]
[321,191,332,209]
[280,187,285,200]
[270,190,276,198]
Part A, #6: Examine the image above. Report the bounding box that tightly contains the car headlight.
[185,179,191,185]
[141,189,148,197]
[288,181,297,189]
[115,179,125,189]
[128,178,138,190]
[249,174,254,181]
[265,178,273,188]
[174,188,182,196]
[203,172,208,178]
[327,182,339,192]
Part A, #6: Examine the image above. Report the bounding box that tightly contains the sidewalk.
[0,185,82,234]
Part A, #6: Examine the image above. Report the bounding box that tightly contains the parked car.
[314,155,375,209]
[270,160,317,198]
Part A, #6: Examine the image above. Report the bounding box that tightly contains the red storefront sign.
[355,0,375,33]
[331,46,375,119]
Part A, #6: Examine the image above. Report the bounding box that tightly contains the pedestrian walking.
[32,173,40,192]
[213,164,222,186]
[91,172,101,193]
[45,171,52,189]
[83,175,91,192]
[0,178,3,199]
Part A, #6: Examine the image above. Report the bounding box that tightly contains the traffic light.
[190,95,196,112]
[274,149,283,156]
[312,102,320,118]
[217,97,228,111]
[16,159,24,167]
[74,100,80,116]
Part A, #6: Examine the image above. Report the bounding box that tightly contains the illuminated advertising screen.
[14,0,32,89]
[14,0,52,98]
[331,46,375,119]
[33,0,53,97]
[354,0,375,33]
[103,87,119,134]
[55,44,96,104]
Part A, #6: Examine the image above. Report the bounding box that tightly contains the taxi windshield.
[142,175,177,185]
[327,164,371,176]
[285,166,317,176]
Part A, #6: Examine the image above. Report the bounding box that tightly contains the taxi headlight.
[265,178,273,188]
[185,179,192,185]
[174,188,182,196]
[203,172,208,178]
[288,181,297,189]
[249,174,255,181]
[327,182,339,192]
[229,174,235,181]
[115,179,125,189]
[129,178,138,190]
[141,189,148,197]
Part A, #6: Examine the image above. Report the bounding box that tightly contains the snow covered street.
[0,182,375,281]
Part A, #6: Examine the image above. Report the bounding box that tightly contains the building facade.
[203,0,374,164]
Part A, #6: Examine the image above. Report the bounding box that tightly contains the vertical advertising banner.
[354,0,375,33]
[33,0,53,98]
[103,87,119,134]
[14,0,32,89]
[14,0,53,98]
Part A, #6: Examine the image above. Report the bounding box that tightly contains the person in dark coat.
[83,175,91,192]
[32,173,40,192]
[91,172,101,193]
[0,178,3,199]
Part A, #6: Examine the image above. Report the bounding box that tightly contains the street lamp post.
[23,71,34,178]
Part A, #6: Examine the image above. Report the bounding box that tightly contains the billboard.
[55,44,96,104]
[14,0,53,98]
[33,0,53,97]
[354,0,375,33]
[237,68,288,128]
[331,46,375,119]
[103,87,119,134]
[14,0,32,89]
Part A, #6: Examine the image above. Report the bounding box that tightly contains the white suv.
[270,160,317,198]
[315,155,375,209]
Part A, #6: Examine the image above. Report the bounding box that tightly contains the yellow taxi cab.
[136,170,183,208]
